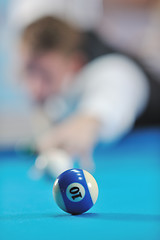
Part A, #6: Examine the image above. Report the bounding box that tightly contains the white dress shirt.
[44,54,149,142]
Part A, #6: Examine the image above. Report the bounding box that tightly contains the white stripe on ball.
[53,179,67,212]
[83,170,98,204]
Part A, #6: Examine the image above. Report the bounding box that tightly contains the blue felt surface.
[0,128,160,240]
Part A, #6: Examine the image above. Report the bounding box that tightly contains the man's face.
[21,49,80,103]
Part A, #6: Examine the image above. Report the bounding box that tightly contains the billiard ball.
[34,149,73,178]
[53,168,98,215]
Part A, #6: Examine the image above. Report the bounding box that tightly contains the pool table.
[0,128,160,240]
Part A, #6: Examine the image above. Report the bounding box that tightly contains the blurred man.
[19,16,149,167]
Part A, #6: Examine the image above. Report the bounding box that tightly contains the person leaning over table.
[18,16,160,169]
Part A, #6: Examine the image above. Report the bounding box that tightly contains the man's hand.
[37,114,101,170]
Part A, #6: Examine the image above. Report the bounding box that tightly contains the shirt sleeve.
[77,54,150,142]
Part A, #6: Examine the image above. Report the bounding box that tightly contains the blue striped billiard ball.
[53,168,98,215]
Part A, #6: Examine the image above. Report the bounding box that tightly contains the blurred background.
[0,0,160,147]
